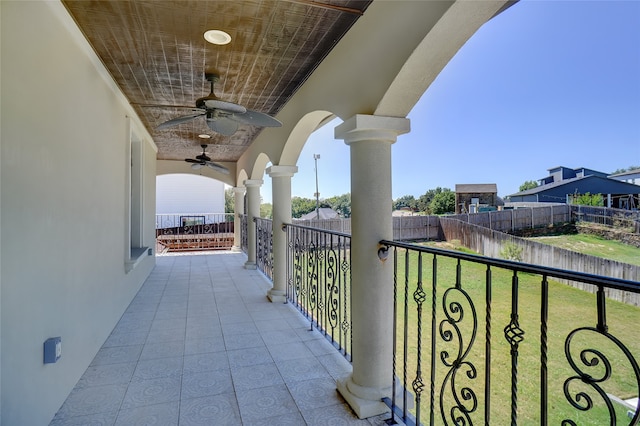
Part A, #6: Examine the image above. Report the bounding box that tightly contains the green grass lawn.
[529,233,640,266]
[392,246,640,425]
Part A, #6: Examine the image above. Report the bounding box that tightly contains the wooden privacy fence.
[572,205,640,233]
[392,215,441,240]
[448,204,571,232]
[292,216,441,241]
[391,206,571,238]
[440,217,640,306]
[292,218,351,234]
[292,205,579,241]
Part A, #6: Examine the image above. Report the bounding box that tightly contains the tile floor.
[50,252,397,426]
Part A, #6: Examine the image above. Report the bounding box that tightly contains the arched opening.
[155,174,234,253]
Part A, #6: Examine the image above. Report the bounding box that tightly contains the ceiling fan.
[156,73,282,136]
[185,144,229,175]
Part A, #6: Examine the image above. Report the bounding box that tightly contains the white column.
[266,165,298,303]
[244,179,262,270]
[232,186,245,252]
[335,114,410,419]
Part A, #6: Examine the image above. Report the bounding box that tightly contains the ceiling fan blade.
[205,161,230,175]
[206,117,239,136]
[157,111,205,130]
[204,99,247,114]
[185,158,202,164]
[229,109,282,128]
[134,103,199,110]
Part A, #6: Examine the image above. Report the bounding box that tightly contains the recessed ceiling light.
[198,134,211,139]
[204,30,231,45]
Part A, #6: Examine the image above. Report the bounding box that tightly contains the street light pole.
[314,154,320,220]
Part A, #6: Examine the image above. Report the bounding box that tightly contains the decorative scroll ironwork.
[561,287,640,426]
[308,238,318,329]
[430,254,438,426]
[283,223,352,358]
[378,238,639,426]
[340,254,351,359]
[155,213,234,252]
[241,214,248,254]
[413,252,426,425]
[290,231,306,316]
[316,238,326,330]
[327,246,340,332]
[439,260,479,426]
[485,265,493,426]
[540,275,549,426]
[503,270,525,426]
[253,221,640,426]
[255,218,273,280]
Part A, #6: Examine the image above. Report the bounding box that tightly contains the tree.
[500,241,523,262]
[416,194,431,213]
[570,192,604,206]
[224,188,235,214]
[393,195,417,211]
[416,187,448,213]
[429,189,455,215]
[519,180,538,192]
[611,166,640,174]
[325,193,351,218]
[291,196,317,218]
[260,203,273,219]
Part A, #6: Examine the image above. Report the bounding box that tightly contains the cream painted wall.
[0,2,156,425]
[0,2,3,420]
[156,174,225,215]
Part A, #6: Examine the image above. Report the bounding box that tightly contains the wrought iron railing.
[155,213,234,229]
[379,239,640,426]
[284,223,352,360]
[240,214,248,254]
[155,213,234,252]
[255,217,273,281]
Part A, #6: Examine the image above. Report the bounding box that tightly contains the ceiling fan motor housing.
[156,73,281,135]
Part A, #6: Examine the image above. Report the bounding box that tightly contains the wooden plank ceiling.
[62,0,371,162]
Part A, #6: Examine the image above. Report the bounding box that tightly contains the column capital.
[266,165,298,178]
[335,114,410,145]
[244,179,263,188]
[232,186,245,195]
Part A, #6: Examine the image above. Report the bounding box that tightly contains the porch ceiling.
[61,0,372,163]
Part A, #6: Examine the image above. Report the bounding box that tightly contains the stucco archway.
[278,110,335,167]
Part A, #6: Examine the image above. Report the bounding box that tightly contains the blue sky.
[260,0,640,202]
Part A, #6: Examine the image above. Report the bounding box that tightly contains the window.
[126,120,149,272]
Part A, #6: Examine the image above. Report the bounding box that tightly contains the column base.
[231,245,242,252]
[244,262,257,270]
[267,289,286,303]
[337,376,390,420]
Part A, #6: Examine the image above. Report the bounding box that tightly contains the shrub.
[500,241,523,262]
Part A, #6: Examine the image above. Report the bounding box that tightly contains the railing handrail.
[379,238,640,294]
[156,212,233,215]
[283,222,352,239]
[155,212,234,229]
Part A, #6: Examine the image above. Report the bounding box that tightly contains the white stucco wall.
[156,174,225,215]
[0,2,156,425]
